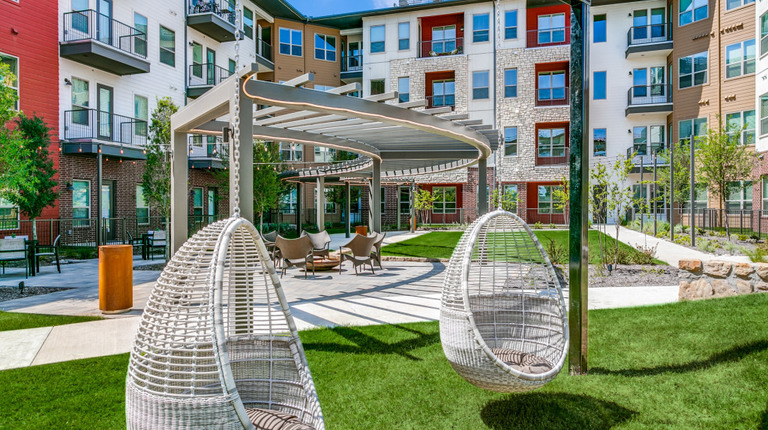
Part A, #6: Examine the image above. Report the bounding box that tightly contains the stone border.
[678,259,768,300]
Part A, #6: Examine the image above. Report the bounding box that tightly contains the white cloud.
[372,0,394,9]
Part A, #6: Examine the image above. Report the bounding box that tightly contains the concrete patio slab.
[0,327,51,370]
[31,318,140,366]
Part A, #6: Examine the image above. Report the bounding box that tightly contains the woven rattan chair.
[261,230,278,261]
[369,232,386,269]
[338,234,377,275]
[126,218,324,429]
[300,230,331,259]
[440,210,568,393]
[275,235,315,279]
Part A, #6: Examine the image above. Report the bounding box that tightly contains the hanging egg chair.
[440,210,568,393]
[126,218,324,429]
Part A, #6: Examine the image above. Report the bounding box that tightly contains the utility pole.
[670,142,674,242]
[690,140,696,246]
[653,153,657,236]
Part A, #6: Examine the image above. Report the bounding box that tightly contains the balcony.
[255,38,273,70]
[188,135,225,169]
[187,0,236,42]
[418,38,464,58]
[626,23,672,58]
[536,86,569,107]
[340,54,363,82]
[187,63,232,98]
[426,94,455,110]
[62,109,148,159]
[536,148,569,166]
[626,85,672,116]
[527,28,568,49]
[627,143,669,168]
[60,10,150,75]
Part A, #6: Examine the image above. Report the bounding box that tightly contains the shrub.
[743,247,767,263]
[737,234,749,242]
[633,243,658,265]
[549,223,556,229]
[723,242,740,255]
[673,235,691,246]
[532,222,543,230]
[696,239,717,253]
[544,238,567,265]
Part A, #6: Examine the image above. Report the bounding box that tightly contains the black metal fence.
[62,9,147,58]
[64,109,148,146]
[188,0,236,24]
[627,207,768,238]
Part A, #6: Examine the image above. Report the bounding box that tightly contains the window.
[762,13,768,56]
[431,26,457,54]
[243,8,253,39]
[314,146,335,162]
[538,71,566,101]
[433,187,457,214]
[726,181,752,211]
[725,40,755,78]
[431,79,455,107]
[538,185,564,214]
[472,71,489,100]
[504,127,518,156]
[679,52,707,89]
[762,94,768,135]
[504,69,517,98]
[159,26,175,67]
[371,79,385,95]
[134,95,148,137]
[315,188,336,213]
[370,25,385,53]
[473,14,490,42]
[71,77,89,125]
[399,186,410,214]
[679,118,708,144]
[632,125,665,154]
[398,22,410,50]
[726,110,755,145]
[504,10,518,39]
[538,14,566,44]
[726,0,753,11]
[192,188,203,219]
[594,14,606,43]
[0,54,18,110]
[398,77,409,102]
[279,28,302,56]
[0,198,19,230]
[593,128,606,156]
[593,71,606,99]
[314,34,336,62]
[207,189,217,222]
[71,0,89,33]
[762,176,768,211]
[380,187,386,215]
[72,180,90,227]
[229,59,236,75]
[279,142,303,161]
[679,0,707,26]
[538,128,566,157]
[191,42,203,78]
[683,184,708,211]
[314,85,335,92]
[136,185,149,225]
[503,185,519,211]
[134,13,148,57]
[281,188,297,214]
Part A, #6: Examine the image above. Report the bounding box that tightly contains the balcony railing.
[64,109,148,146]
[627,84,672,106]
[536,148,569,166]
[341,54,363,72]
[627,143,668,167]
[426,94,455,109]
[627,23,672,46]
[188,0,236,25]
[62,10,147,58]
[536,86,569,107]
[189,63,232,87]
[258,39,273,62]
[419,38,464,58]
[526,28,568,48]
[189,135,224,157]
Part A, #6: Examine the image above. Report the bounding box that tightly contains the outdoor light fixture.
[64,78,72,86]
[65,182,74,191]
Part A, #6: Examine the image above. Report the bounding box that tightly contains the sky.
[288,0,392,17]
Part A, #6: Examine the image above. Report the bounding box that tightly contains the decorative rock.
[678,281,694,300]
[735,280,753,295]
[754,263,768,280]
[678,259,703,272]
[703,260,731,278]
[733,263,754,278]
[692,279,713,299]
[756,281,768,292]
[712,279,736,297]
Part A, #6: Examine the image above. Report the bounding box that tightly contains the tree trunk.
[32,218,37,241]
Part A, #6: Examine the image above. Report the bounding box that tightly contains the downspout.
[184,0,189,106]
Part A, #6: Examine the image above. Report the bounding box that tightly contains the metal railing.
[627,22,672,46]
[425,94,455,109]
[341,54,363,72]
[258,39,273,62]
[628,208,768,239]
[418,37,464,58]
[188,63,232,87]
[627,84,672,106]
[64,109,148,146]
[536,86,569,107]
[535,148,569,166]
[527,28,568,48]
[188,0,236,25]
[626,143,669,166]
[62,10,147,58]
[188,135,224,157]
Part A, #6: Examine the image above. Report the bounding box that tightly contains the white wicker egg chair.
[440,209,568,393]
[126,217,324,429]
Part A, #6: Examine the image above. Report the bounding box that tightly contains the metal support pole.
[371,158,382,233]
[233,79,254,223]
[96,146,102,247]
[478,158,488,215]
[410,182,417,233]
[345,182,351,238]
[568,0,589,375]
[296,182,302,233]
[690,141,696,246]
[653,154,657,236]
[317,177,325,231]
[670,142,674,242]
[170,130,188,253]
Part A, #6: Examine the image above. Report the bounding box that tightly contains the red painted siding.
[0,0,60,219]
[526,182,566,224]
[420,183,463,224]
[420,13,465,57]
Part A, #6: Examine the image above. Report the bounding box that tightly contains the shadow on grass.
[302,324,438,361]
[761,404,768,430]
[481,393,636,430]
[590,339,768,377]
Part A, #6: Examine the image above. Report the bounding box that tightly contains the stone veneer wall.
[678,259,768,300]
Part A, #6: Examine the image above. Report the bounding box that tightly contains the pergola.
[169,65,496,252]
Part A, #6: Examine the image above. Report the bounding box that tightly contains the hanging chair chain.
[495,0,503,210]
[231,0,243,218]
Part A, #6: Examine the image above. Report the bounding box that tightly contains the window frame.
[431,79,455,107]
[279,28,303,57]
[724,39,755,79]
[192,187,204,218]
[398,77,410,103]
[593,14,606,43]
[0,198,19,231]
[399,186,410,215]
[279,141,303,161]
[726,0,754,11]
[538,185,564,214]
[678,51,707,89]
[761,94,768,136]
[504,127,518,156]
[726,110,755,145]
[472,70,489,100]
[504,10,518,39]
[136,185,150,225]
[503,185,519,211]
[159,26,176,67]
[679,118,708,144]
[504,68,517,98]
[726,180,753,212]
[134,95,148,137]
[314,33,337,62]
[761,12,768,57]
[473,13,490,42]
[314,146,335,162]
[593,128,607,156]
[398,22,410,50]
[0,53,19,111]
[72,179,91,227]
[71,77,89,125]
[762,176,768,212]
[679,0,708,27]
[370,79,385,96]
[432,186,457,214]
[134,13,148,57]
[537,13,566,44]
[537,71,566,101]
[537,127,567,158]
[593,71,607,100]
[281,188,297,214]
[243,7,253,39]
[370,25,385,53]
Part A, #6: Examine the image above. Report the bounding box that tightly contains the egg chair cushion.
[491,348,553,375]
[245,408,315,430]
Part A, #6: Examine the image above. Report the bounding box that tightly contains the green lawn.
[0,311,101,332]
[1,294,767,429]
[382,230,663,265]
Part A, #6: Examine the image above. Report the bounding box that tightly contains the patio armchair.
[370,231,386,269]
[34,235,61,273]
[339,234,377,275]
[275,235,315,278]
[260,230,279,261]
[0,237,29,278]
[301,230,331,258]
[147,230,167,260]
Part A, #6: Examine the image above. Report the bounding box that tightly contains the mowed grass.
[1,294,767,429]
[0,310,101,332]
[382,230,662,264]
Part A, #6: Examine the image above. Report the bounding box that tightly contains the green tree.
[326,150,361,218]
[607,155,635,266]
[590,162,610,267]
[414,188,438,226]
[253,140,287,229]
[658,141,692,208]
[490,187,519,212]
[141,97,178,218]
[552,176,569,217]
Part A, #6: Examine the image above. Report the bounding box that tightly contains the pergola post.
[478,158,488,216]
[316,177,325,231]
[296,182,302,233]
[170,130,188,254]
[231,78,254,223]
[410,182,417,233]
[345,181,351,238]
[371,158,382,233]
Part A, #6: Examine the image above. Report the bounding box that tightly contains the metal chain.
[231,0,242,217]
[495,0,503,210]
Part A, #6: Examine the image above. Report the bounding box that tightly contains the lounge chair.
[34,235,61,273]
[339,234,377,275]
[301,230,331,258]
[275,235,315,278]
[261,230,279,261]
[0,237,29,278]
[370,232,386,269]
[147,230,167,260]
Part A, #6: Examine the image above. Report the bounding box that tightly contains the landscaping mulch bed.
[134,263,167,271]
[585,264,679,287]
[0,286,72,303]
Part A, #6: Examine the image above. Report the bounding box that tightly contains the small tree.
[552,176,569,219]
[252,141,287,231]
[141,97,178,219]
[607,155,635,266]
[695,119,756,239]
[590,162,610,267]
[414,188,437,226]
[326,150,361,222]
[490,187,520,212]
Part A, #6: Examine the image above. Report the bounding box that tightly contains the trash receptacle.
[355,226,368,236]
[99,245,133,314]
